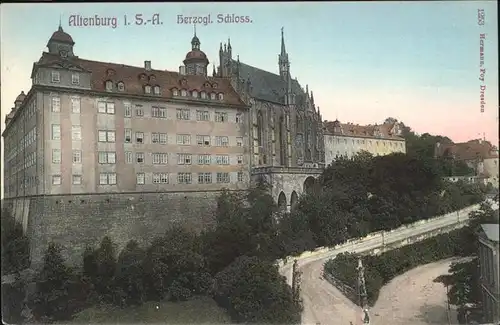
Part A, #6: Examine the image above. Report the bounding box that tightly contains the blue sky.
[1,1,498,144]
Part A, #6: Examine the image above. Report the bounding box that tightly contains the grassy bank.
[65,296,231,324]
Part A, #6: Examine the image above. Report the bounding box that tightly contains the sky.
[1,2,498,196]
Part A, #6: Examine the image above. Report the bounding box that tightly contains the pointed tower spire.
[219,42,223,53]
[311,91,315,104]
[228,37,232,50]
[59,15,62,30]
[194,24,197,36]
[280,27,286,56]
[306,84,309,95]
[212,64,216,77]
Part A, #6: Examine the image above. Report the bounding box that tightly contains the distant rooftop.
[480,224,499,242]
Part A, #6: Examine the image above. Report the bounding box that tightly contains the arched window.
[144,85,151,94]
[153,86,160,95]
[117,82,125,92]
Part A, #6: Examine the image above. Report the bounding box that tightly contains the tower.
[278,27,290,79]
[279,28,293,106]
[47,23,75,58]
[183,25,209,76]
[219,38,233,78]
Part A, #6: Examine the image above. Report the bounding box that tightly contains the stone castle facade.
[2,25,323,267]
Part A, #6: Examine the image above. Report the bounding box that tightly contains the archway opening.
[303,176,319,196]
[277,192,287,212]
[290,191,299,212]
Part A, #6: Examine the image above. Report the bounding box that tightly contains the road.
[370,258,460,325]
[279,201,497,325]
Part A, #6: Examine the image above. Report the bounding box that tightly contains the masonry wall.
[4,190,230,268]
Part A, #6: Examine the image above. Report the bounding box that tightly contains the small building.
[478,223,500,323]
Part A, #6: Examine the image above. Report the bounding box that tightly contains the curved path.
[370,259,459,325]
[289,258,459,325]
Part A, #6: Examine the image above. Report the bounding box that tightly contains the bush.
[213,255,302,324]
[113,240,146,306]
[29,243,75,322]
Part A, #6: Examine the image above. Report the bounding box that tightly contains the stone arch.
[303,176,318,196]
[290,191,299,211]
[277,191,287,212]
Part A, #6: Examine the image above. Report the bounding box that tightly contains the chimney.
[144,61,151,71]
[179,66,186,75]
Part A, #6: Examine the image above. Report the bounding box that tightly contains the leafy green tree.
[30,243,74,322]
[213,255,302,324]
[113,240,146,306]
[1,209,30,275]
[142,226,208,301]
[94,236,117,301]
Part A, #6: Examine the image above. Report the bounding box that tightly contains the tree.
[94,236,117,301]
[1,209,30,275]
[30,243,74,322]
[142,226,209,301]
[113,240,146,306]
[212,255,302,324]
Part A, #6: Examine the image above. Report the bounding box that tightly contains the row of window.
[51,171,244,186]
[51,71,80,85]
[327,137,404,148]
[51,149,244,166]
[95,128,243,147]
[51,96,81,113]
[50,71,227,102]
[50,125,82,141]
[100,100,243,123]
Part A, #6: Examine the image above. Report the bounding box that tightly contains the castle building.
[435,140,499,187]
[215,28,324,210]
[2,26,323,267]
[2,26,251,266]
[323,119,406,164]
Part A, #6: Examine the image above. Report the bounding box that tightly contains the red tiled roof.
[437,140,499,160]
[323,120,404,140]
[35,52,246,107]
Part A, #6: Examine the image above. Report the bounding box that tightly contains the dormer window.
[181,89,187,97]
[145,85,151,94]
[172,88,179,96]
[204,82,211,88]
[51,71,60,83]
[105,80,113,91]
[106,69,115,77]
[149,75,156,82]
[153,86,160,95]
[218,93,224,100]
[212,83,218,89]
[139,74,147,81]
[71,73,80,85]
[201,91,207,99]
[192,91,198,98]
[180,78,187,86]
[210,93,216,100]
[118,82,125,92]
